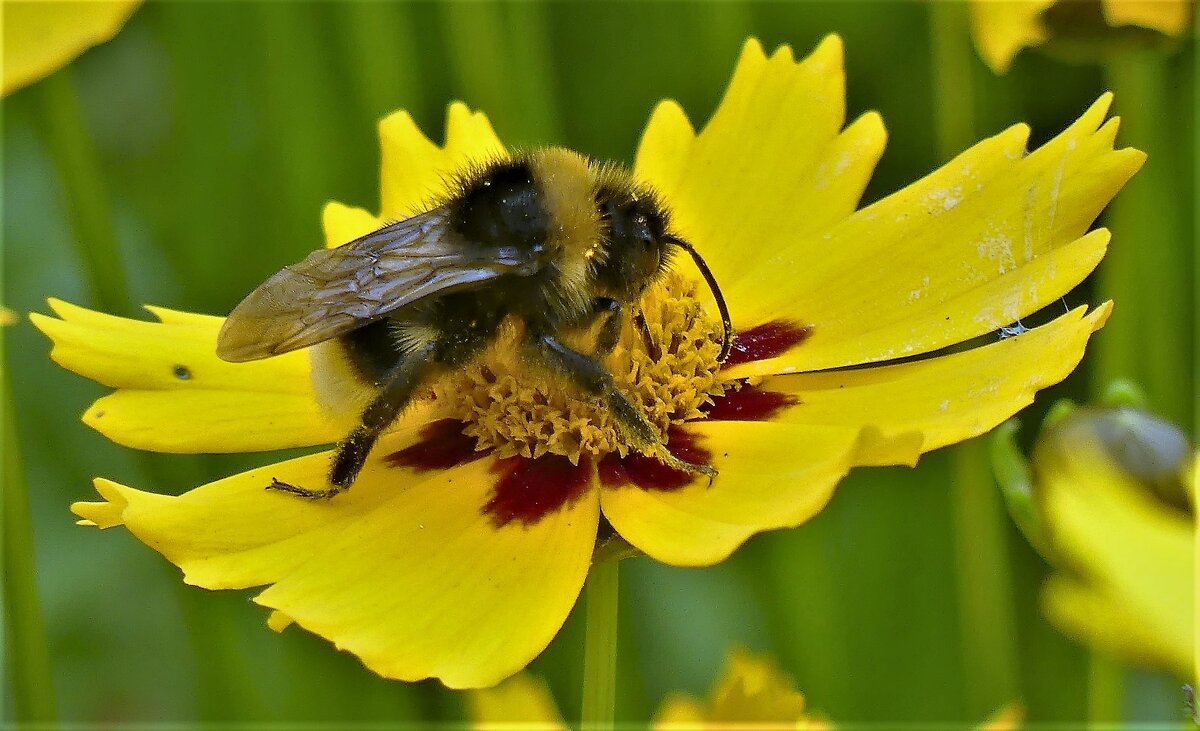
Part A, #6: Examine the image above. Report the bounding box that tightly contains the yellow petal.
[761,304,1111,467]
[81,390,340,453]
[31,299,344,452]
[721,95,1140,375]
[379,102,506,220]
[636,37,886,297]
[322,201,382,249]
[601,421,857,567]
[468,674,568,729]
[1102,0,1192,36]
[2,0,141,95]
[968,0,1056,73]
[1039,440,1194,677]
[74,426,598,688]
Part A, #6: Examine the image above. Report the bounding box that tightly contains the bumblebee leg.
[326,317,498,496]
[265,477,342,500]
[327,338,449,491]
[266,341,441,500]
[529,331,717,480]
[592,297,624,356]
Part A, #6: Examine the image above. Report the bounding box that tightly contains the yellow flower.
[2,0,142,96]
[969,0,1194,73]
[35,36,1140,687]
[468,672,569,730]
[653,649,830,728]
[471,649,1020,729]
[1030,407,1195,678]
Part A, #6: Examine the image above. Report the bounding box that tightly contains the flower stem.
[1086,653,1123,726]
[580,559,619,731]
[1098,53,1192,432]
[34,68,134,316]
[1087,48,1190,723]
[928,2,1020,718]
[2,364,58,723]
[439,0,562,144]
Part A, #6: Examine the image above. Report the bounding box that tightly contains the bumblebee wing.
[217,207,543,361]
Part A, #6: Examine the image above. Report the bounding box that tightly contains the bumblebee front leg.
[529,331,717,480]
[592,297,624,356]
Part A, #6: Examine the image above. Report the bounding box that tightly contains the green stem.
[439,0,561,145]
[928,2,1020,718]
[1098,54,1192,432]
[928,3,976,162]
[2,361,58,723]
[580,560,619,731]
[34,68,133,316]
[338,2,424,125]
[1086,653,1123,727]
[1086,49,1189,723]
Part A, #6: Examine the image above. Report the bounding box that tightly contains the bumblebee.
[217,147,731,499]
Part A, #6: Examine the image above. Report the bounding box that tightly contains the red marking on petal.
[384,419,485,472]
[706,386,799,422]
[599,427,712,493]
[484,455,593,527]
[597,456,628,488]
[724,320,812,367]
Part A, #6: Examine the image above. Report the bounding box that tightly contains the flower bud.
[1034,407,1193,516]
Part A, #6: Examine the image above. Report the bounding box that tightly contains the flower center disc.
[431,272,727,463]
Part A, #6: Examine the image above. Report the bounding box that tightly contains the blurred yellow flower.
[37,36,1139,687]
[652,649,830,728]
[1032,408,1195,678]
[471,649,1021,729]
[969,0,1193,72]
[2,0,141,96]
[468,673,568,730]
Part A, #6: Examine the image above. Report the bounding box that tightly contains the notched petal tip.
[378,108,430,147]
[1091,91,1115,119]
[647,99,695,136]
[379,100,505,218]
[807,32,845,68]
[738,36,767,62]
[445,100,503,151]
[70,478,133,529]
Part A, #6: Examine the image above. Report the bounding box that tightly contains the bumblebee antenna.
[666,236,733,362]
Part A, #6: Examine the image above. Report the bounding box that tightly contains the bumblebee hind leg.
[266,339,442,500]
[268,315,496,500]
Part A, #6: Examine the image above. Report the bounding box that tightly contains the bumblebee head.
[594,193,671,297]
[595,189,732,362]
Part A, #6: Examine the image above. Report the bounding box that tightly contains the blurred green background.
[2,1,1193,726]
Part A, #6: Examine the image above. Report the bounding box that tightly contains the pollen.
[431,272,727,463]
